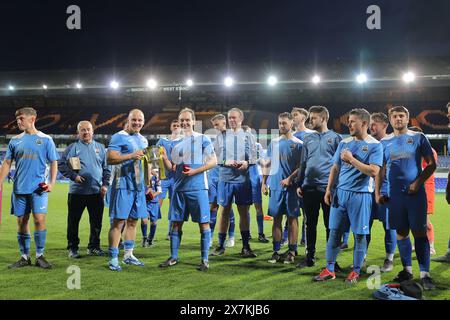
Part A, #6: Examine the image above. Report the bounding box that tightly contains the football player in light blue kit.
[159,108,217,271]
[314,108,383,284]
[341,112,399,270]
[208,114,236,248]
[156,119,183,239]
[262,112,303,264]
[290,107,315,247]
[0,107,59,269]
[211,107,258,258]
[243,125,269,243]
[378,106,437,290]
[107,109,149,271]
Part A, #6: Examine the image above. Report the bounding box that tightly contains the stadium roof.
[1,57,450,95]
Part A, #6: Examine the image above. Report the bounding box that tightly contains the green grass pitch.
[0,183,449,300]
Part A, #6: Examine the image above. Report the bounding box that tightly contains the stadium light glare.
[224,77,234,87]
[312,75,321,84]
[75,83,82,89]
[267,75,278,86]
[402,72,415,83]
[8,85,15,91]
[110,80,119,89]
[42,84,48,90]
[356,73,368,84]
[146,78,157,90]
[186,79,194,87]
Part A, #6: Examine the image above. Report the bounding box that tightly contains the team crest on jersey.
[362,145,369,152]
[95,148,100,154]
[36,139,43,145]
[327,138,333,144]
[289,144,296,150]
[406,137,413,145]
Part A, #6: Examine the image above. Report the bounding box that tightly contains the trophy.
[68,157,81,171]
[142,145,166,185]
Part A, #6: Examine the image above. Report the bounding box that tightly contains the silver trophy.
[142,145,166,184]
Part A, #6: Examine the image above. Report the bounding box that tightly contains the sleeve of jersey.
[266,142,272,159]
[295,143,303,163]
[58,143,77,180]
[332,142,343,165]
[214,134,223,163]
[370,143,384,167]
[101,145,112,187]
[202,136,215,157]
[5,141,14,160]
[419,134,433,158]
[46,138,59,162]
[108,134,122,152]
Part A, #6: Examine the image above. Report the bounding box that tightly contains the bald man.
[58,121,111,258]
[106,109,149,271]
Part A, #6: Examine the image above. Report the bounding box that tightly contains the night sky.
[0,0,449,71]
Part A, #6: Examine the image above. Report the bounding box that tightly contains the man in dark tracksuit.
[296,106,342,268]
[58,121,111,258]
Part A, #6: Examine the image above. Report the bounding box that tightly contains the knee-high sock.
[123,240,135,259]
[241,230,251,250]
[34,230,47,257]
[201,230,210,262]
[218,233,227,248]
[326,229,343,272]
[342,231,350,245]
[170,231,180,259]
[210,209,217,239]
[397,237,413,268]
[109,247,119,259]
[385,229,397,257]
[288,243,298,254]
[353,234,367,274]
[17,232,31,257]
[273,240,281,253]
[141,222,148,238]
[149,224,157,241]
[257,214,264,235]
[228,210,235,237]
[282,219,288,241]
[415,236,430,273]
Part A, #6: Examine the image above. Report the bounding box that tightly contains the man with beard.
[379,106,437,290]
[296,106,342,269]
[263,113,303,264]
[314,108,383,284]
